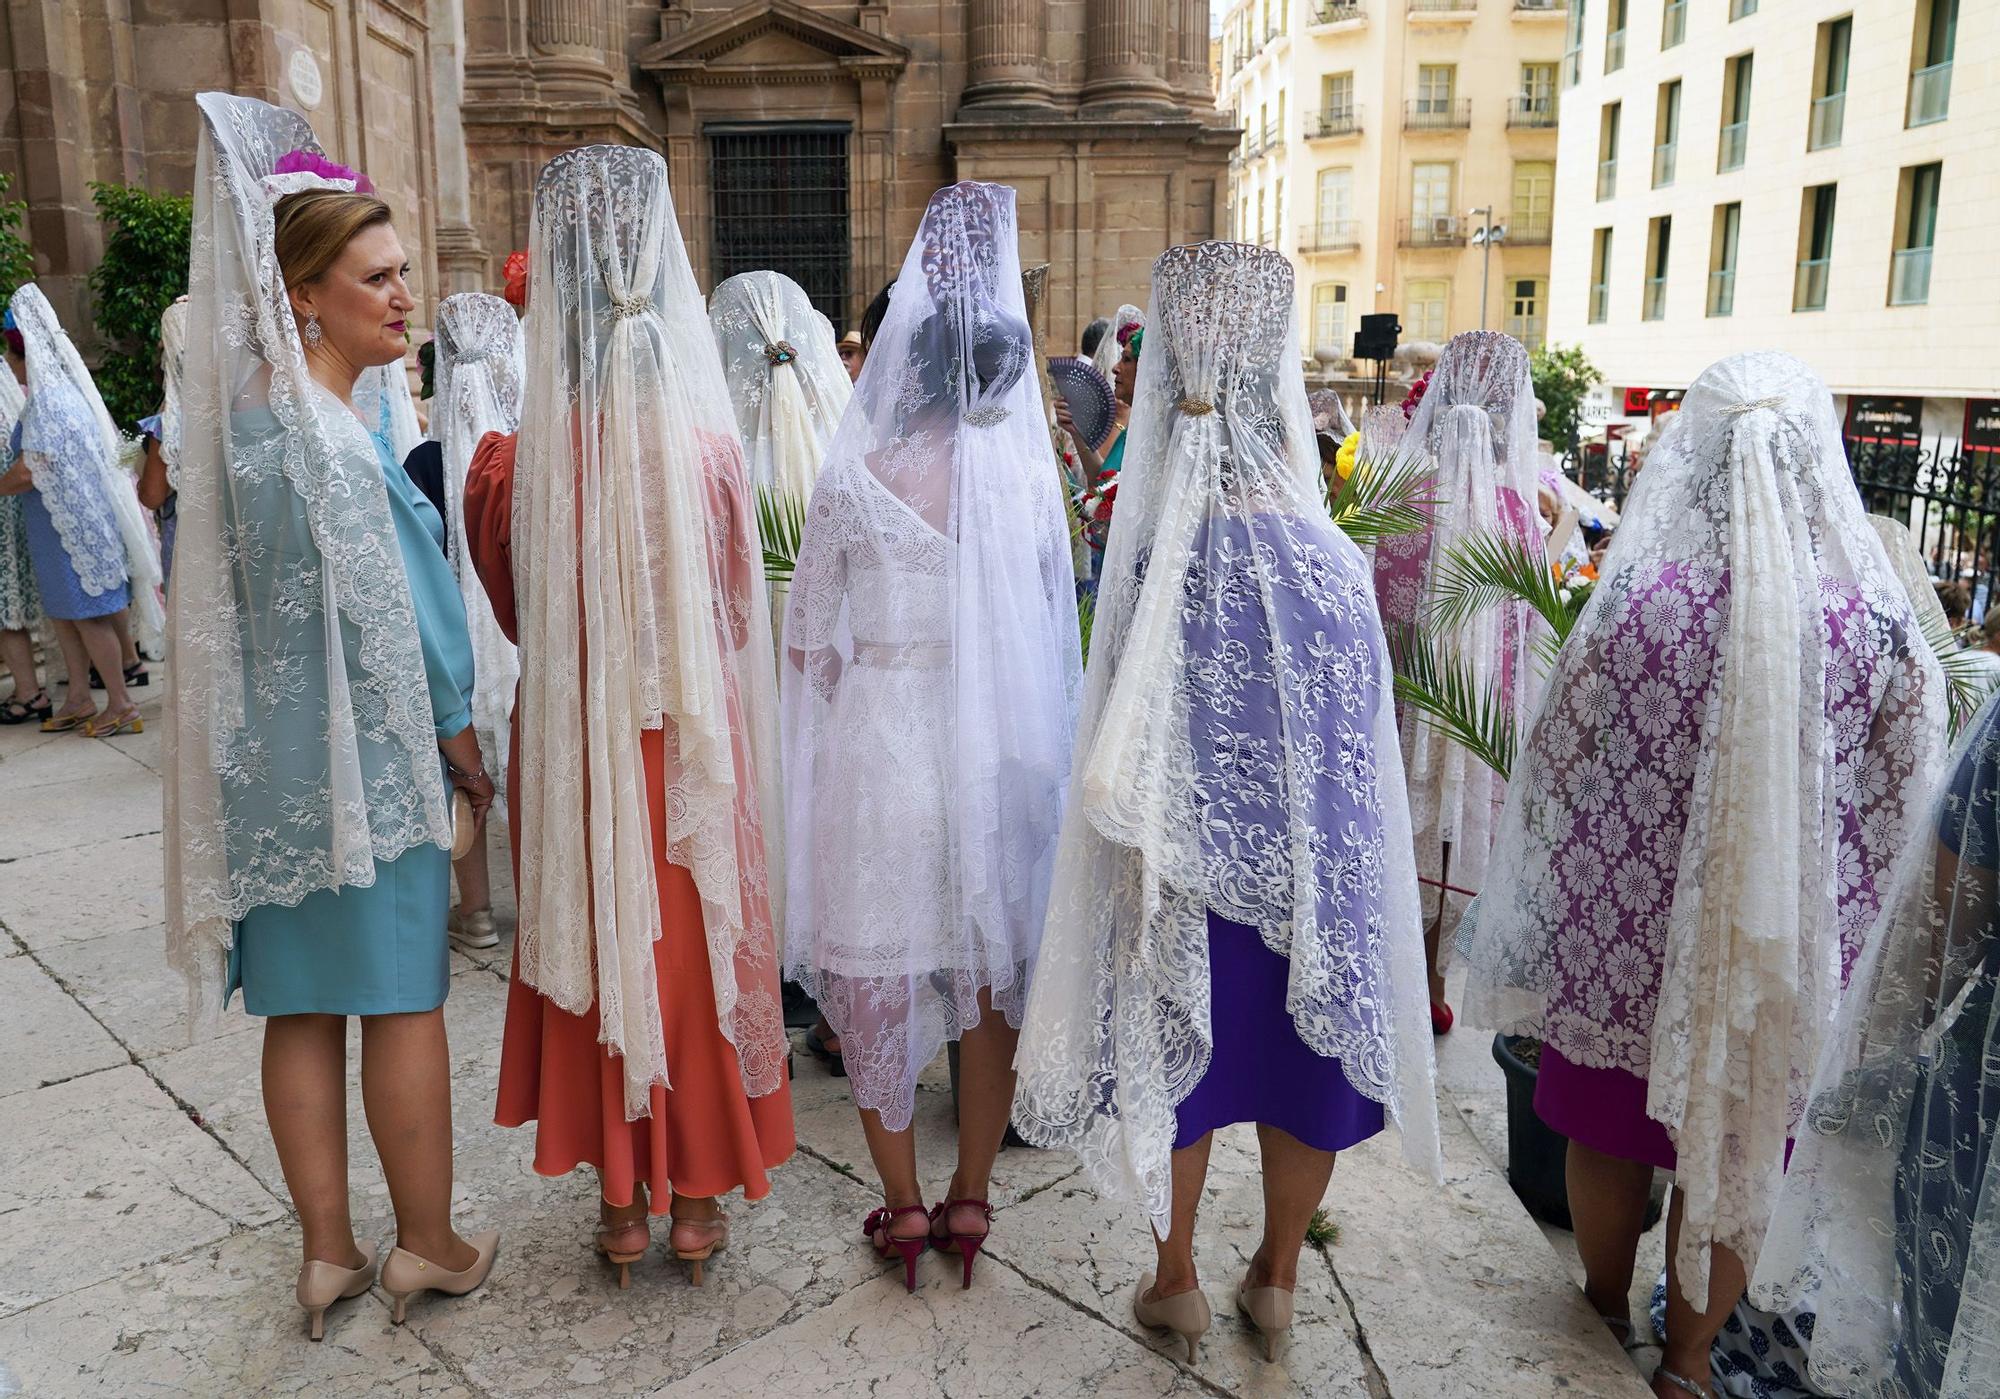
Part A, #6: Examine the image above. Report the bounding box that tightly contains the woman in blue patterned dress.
[0,347,42,722]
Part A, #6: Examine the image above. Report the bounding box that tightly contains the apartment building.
[1219,0,1568,374]
[1548,0,1997,441]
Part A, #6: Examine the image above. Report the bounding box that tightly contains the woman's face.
[839,342,864,381]
[1113,344,1137,405]
[290,221,415,371]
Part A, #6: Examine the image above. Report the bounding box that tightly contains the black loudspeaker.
[1354,312,1401,361]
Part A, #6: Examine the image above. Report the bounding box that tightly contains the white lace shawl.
[0,365,36,632]
[165,93,450,1020]
[1092,303,1144,380]
[9,283,165,653]
[779,182,1081,1130]
[158,297,188,484]
[1013,241,1440,1235]
[707,270,852,501]
[511,145,788,1116]
[429,291,522,795]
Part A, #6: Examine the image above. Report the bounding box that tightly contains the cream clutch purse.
[450,789,478,859]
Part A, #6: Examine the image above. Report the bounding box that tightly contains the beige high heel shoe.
[1133,1271,1211,1364]
[669,1214,729,1287]
[296,1256,375,1341]
[1236,1275,1297,1363]
[380,1230,501,1323]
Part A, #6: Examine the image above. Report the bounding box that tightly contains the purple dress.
[1171,511,1388,1154]
[1529,565,1909,1169]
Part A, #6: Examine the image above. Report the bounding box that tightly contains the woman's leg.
[109,608,139,668]
[940,987,1016,1236]
[1149,1132,1213,1298]
[1655,1193,1744,1399]
[48,620,94,717]
[1249,1123,1337,1290]
[1425,843,1453,1007]
[263,1013,367,1269]
[453,836,491,919]
[71,615,131,713]
[1566,1139,1656,1334]
[0,627,38,698]
[358,1008,477,1270]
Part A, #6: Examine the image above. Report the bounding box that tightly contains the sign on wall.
[1846,396,1925,444]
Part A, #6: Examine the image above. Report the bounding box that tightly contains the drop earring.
[304,312,322,348]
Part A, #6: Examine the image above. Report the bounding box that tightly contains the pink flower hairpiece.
[272,149,375,195]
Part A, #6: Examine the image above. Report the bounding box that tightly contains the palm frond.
[1918,605,1991,739]
[756,486,808,586]
[1326,441,1435,548]
[1389,629,1517,780]
[1426,530,1581,652]
[1076,588,1097,665]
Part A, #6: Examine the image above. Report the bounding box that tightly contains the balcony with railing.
[1809,93,1845,150]
[1409,0,1477,13]
[1514,0,1563,10]
[1909,62,1952,127]
[1405,99,1472,130]
[1507,97,1558,128]
[1305,107,1364,139]
[1563,50,1582,87]
[1298,220,1363,253]
[1661,0,1686,46]
[1589,280,1610,322]
[1643,276,1668,321]
[1891,247,1933,305]
[1509,212,1554,245]
[1263,122,1285,155]
[1718,120,1747,172]
[1596,158,1617,201]
[1307,0,1366,25]
[1794,257,1830,311]
[1400,215,1466,248]
[1652,142,1677,187]
[1605,27,1626,73]
[1708,269,1736,317]
[1505,314,1547,349]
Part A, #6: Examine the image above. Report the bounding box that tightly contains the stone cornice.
[636,0,910,84]
[944,115,1238,147]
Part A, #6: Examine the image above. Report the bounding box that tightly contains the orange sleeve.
[464,430,520,644]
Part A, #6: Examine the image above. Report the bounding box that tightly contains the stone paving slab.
[0,1228,473,1398]
[0,764,163,863]
[0,832,166,949]
[0,1063,285,1317]
[0,954,127,1097]
[35,921,256,1062]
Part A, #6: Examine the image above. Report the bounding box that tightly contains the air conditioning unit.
[1431,216,1456,240]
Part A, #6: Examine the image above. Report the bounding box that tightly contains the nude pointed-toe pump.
[296,1257,375,1341]
[1133,1272,1211,1365]
[380,1231,501,1324]
[1235,1275,1297,1363]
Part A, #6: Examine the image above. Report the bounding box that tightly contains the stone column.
[1082,0,1173,110]
[1170,0,1215,109]
[961,0,1053,109]
[527,0,625,94]
[430,0,490,294]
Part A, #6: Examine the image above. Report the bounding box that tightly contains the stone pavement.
[0,675,1655,1398]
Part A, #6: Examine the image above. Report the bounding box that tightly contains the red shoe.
[1430,1001,1455,1036]
[929,1197,994,1289]
[863,1205,931,1292]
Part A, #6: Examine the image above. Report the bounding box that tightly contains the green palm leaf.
[1325,441,1435,547]
[1389,629,1517,780]
[1426,530,1577,646]
[1919,606,1992,739]
[756,486,808,586]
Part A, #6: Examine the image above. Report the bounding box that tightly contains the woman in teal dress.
[166,94,499,1343]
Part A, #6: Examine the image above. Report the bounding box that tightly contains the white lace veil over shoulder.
[1013,241,1440,1234]
[707,270,852,500]
[512,145,787,1117]
[10,283,165,653]
[165,92,450,1018]
[1309,387,1356,440]
[158,296,189,484]
[1374,330,1545,927]
[779,182,1081,1130]
[1459,350,1947,1309]
[1754,687,2000,1397]
[429,291,522,792]
[1092,303,1145,380]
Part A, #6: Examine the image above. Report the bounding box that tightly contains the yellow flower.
[1334,431,1360,481]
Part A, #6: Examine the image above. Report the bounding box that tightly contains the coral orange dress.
[466,430,795,1208]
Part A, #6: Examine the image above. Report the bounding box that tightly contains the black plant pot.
[1493,1033,1575,1229]
[946,1042,1030,1150]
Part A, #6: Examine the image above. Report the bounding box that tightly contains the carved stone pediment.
[638,1,910,87]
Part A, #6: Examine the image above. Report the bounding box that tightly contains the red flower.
[502,249,530,307]
[1399,369,1432,421]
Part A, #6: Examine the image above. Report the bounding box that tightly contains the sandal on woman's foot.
[669,1214,729,1287]
[82,706,142,737]
[594,1216,651,1290]
[1653,1365,1712,1399]
[928,1197,993,1289]
[0,691,51,725]
[805,1020,846,1077]
[123,660,149,688]
[863,1205,930,1292]
[41,708,95,733]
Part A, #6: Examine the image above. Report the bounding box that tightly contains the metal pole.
[1474,206,1493,331]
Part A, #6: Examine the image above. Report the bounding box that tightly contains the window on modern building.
[1709,201,1741,316]
[1323,71,1355,120]
[1256,188,1267,247]
[1564,0,1587,87]
[1417,64,1457,114]
[1795,184,1836,311]
[1273,178,1285,244]
[1654,80,1681,188]
[1311,282,1350,358]
[1520,62,1558,124]
[1908,0,1956,127]
[1597,102,1621,200]
[1513,161,1555,243]
[1589,227,1613,323]
[1810,16,1852,150]
[1891,162,1941,305]
[1276,90,1287,146]
[1662,0,1686,48]
[1644,214,1672,320]
[1314,167,1355,246]
[1506,278,1547,350]
[1719,53,1753,172]
[1605,0,1628,74]
[1731,0,1756,18]
[1405,279,1450,343]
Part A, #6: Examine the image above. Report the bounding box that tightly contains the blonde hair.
[272,189,393,290]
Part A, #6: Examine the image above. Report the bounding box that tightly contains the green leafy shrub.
[0,172,31,305]
[86,183,192,428]
[1528,343,1603,451]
